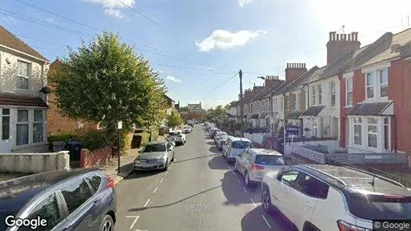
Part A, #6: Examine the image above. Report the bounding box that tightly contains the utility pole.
[239,69,244,137]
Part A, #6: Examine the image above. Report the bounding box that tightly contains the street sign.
[285,125,301,138]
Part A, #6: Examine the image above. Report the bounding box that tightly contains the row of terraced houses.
[228,29,411,155]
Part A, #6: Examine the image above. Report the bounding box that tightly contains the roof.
[275,66,319,96]
[301,105,326,116]
[164,95,174,102]
[347,102,393,116]
[0,168,98,212]
[188,103,201,110]
[0,93,48,108]
[0,26,47,61]
[285,111,301,119]
[344,28,411,72]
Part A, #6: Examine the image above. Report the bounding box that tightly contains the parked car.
[214,131,228,145]
[216,135,230,151]
[210,128,221,139]
[234,148,285,187]
[261,164,411,231]
[183,125,192,133]
[166,136,176,147]
[134,141,175,171]
[222,137,253,163]
[0,168,116,231]
[168,130,186,145]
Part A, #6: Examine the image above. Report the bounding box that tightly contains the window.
[281,170,299,185]
[379,69,388,97]
[296,93,300,110]
[17,61,30,90]
[367,118,378,148]
[33,110,43,143]
[255,155,285,165]
[61,179,93,214]
[16,110,29,146]
[87,175,102,192]
[346,77,353,106]
[24,194,63,231]
[330,82,336,106]
[353,117,362,145]
[2,109,10,140]
[311,86,316,105]
[384,118,390,151]
[366,72,375,99]
[292,94,297,110]
[295,173,329,199]
[280,97,283,110]
[317,85,322,104]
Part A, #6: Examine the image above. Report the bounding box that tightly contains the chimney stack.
[327,31,360,65]
[244,89,253,98]
[264,75,284,88]
[285,63,307,82]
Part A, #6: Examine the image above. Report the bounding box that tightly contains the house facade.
[181,102,203,122]
[0,26,49,153]
[339,29,411,154]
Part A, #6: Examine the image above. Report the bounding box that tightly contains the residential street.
[114,124,293,231]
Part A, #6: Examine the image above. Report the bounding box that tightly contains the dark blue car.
[0,168,116,231]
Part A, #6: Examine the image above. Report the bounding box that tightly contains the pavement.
[114,125,293,231]
[101,136,165,185]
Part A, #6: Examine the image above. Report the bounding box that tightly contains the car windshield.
[143,144,166,152]
[232,141,252,149]
[255,155,285,165]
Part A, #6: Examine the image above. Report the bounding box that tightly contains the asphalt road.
[114,125,293,231]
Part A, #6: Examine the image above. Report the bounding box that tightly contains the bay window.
[353,117,362,145]
[296,93,300,110]
[367,118,378,148]
[317,85,322,104]
[330,82,336,106]
[2,109,10,140]
[16,110,29,146]
[346,77,353,106]
[33,110,44,143]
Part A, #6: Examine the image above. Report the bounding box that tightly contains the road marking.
[237,178,242,184]
[135,229,148,231]
[261,215,272,228]
[160,178,164,183]
[250,198,257,207]
[242,187,248,193]
[144,198,151,207]
[165,171,168,176]
[153,187,158,193]
[126,216,139,229]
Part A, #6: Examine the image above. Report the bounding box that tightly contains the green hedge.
[78,130,106,151]
[48,133,79,144]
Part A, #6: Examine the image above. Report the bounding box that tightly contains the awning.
[285,111,301,120]
[0,93,48,108]
[347,102,393,116]
[251,114,259,119]
[301,105,326,117]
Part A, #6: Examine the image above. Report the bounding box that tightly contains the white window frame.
[1,108,10,140]
[366,117,378,149]
[317,84,322,105]
[348,116,390,152]
[296,93,300,111]
[280,97,283,110]
[362,65,389,102]
[346,77,353,107]
[378,68,388,98]
[16,60,30,91]
[352,117,362,146]
[330,81,336,107]
[32,110,44,143]
[311,86,316,105]
[365,72,375,100]
[16,109,29,146]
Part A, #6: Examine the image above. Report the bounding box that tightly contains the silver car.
[134,141,175,171]
[234,148,286,187]
[222,137,253,163]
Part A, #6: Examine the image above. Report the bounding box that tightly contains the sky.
[1,0,410,109]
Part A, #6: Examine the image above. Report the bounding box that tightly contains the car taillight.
[105,175,115,188]
[251,164,264,171]
[337,220,370,231]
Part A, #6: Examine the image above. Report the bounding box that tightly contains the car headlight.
[134,159,140,164]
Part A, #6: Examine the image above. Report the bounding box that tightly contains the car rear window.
[144,144,166,152]
[255,155,285,165]
[346,193,411,220]
[231,141,252,149]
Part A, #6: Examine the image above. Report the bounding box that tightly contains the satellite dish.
[390,44,401,53]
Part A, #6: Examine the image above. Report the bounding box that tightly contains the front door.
[0,108,12,153]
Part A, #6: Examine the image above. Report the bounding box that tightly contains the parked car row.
[204,122,410,230]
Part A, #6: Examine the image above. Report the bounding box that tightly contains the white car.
[168,131,186,146]
[261,164,411,231]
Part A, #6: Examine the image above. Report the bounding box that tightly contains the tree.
[167,110,183,128]
[179,106,188,112]
[50,32,166,152]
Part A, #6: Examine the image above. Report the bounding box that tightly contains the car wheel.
[171,153,175,162]
[163,159,169,171]
[262,186,275,214]
[234,161,239,172]
[100,214,114,231]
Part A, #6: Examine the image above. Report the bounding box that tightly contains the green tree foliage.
[50,32,166,151]
[166,109,183,128]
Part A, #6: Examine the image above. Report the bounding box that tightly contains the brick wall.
[80,146,112,168]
